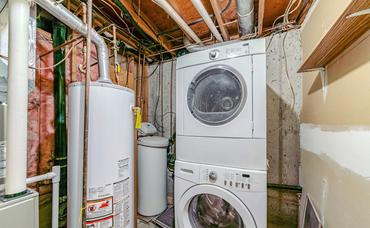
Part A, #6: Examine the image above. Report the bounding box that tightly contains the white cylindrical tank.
[138,136,168,216]
[68,82,134,228]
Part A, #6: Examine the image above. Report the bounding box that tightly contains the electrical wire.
[0,0,7,15]
[272,0,302,28]
[282,32,296,110]
[32,45,76,70]
[97,0,136,38]
[0,45,75,70]
[144,62,160,78]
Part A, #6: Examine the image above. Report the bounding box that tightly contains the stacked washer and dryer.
[175,38,267,228]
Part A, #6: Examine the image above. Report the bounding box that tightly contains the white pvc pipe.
[191,0,223,42]
[26,172,56,184]
[26,166,60,228]
[152,0,202,44]
[5,0,30,196]
[51,166,60,228]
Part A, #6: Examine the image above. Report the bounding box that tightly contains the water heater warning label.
[86,197,113,220]
[113,178,130,228]
[86,216,113,228]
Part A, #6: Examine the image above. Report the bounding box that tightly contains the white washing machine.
[176,39,266,169]
[175,160,266,228]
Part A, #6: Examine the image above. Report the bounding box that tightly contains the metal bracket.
[305,67,327,101]
[319,67,328,102]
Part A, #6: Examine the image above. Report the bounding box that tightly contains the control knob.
[209,50,220,60]
[209,171,217,183]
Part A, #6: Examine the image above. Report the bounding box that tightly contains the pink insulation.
[27,29,99,194]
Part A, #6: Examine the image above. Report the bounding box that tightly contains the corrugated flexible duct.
[237,0,255,35]
[35,0,111,83]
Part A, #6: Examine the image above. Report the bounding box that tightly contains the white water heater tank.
[68,82,135,228]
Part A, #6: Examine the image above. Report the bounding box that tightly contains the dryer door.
[187,65,247,126]
[177,56,254,139]
[177,184,256,228]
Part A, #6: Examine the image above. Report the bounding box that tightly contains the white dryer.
[175,160,266,228]
[176,39,266,170]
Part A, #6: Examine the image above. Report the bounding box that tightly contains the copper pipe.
[160,61,164,136]
[113,24,119,84]
[136,53,141,106]
[39,36,83,58]
[82,0,92,227]
[140,55,145,110]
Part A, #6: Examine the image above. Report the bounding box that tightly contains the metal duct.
[35,0,111,83]
[236,0,254,35]
[184,36,238,52]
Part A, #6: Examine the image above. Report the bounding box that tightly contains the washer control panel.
[223,172,251,190]
[200,165,266,192]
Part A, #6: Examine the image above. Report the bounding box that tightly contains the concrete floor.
[137,219,160,228]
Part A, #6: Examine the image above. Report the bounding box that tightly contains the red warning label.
[86,215,113,228]
[86,197,113,220]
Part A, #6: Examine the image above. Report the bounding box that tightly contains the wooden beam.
[258,0,265,35]
[210,0,230,41]
[118,0,175,55]
[298,0,370,72]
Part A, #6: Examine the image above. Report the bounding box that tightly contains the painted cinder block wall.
[300,0,370,227]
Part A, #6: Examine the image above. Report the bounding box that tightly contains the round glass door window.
[188,193,244,228]
[187,65,246,126]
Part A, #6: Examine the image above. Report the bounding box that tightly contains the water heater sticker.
[86,197,113,220]
[117,158,130,179]
[113,180,124,203]
[123,195,130,227]
[113,178,130,228]
[88,184,113,200]
[86,215,113,228]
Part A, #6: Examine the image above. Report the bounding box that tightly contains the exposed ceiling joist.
[118,0,175,55]
[210,0,230,41]
[258,0,265,35]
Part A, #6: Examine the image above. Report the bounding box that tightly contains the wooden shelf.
[299,0,370,73]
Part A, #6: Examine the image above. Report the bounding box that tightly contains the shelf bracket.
[303,67,328,102]
[319,67,328,102]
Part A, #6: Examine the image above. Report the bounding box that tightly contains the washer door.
[177,185,256,228]
[187,65,247,126]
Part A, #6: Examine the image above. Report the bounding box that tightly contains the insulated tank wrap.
[68,82,135,228]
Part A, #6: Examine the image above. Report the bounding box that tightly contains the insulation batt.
[26,29,99,194]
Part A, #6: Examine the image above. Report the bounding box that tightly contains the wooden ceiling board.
[263,0,306,27]
[132,0,179,34]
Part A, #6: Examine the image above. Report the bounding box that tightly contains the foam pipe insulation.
[153,0,202,44]
[190,0,223,42]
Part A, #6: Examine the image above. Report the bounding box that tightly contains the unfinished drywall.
[300,0,370,226]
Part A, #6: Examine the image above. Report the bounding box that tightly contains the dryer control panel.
[199,165,266,192]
